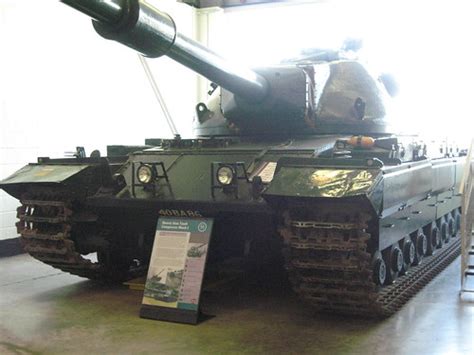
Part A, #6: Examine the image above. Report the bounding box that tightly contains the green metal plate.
[265,167,380,198]
[0,164,90,185]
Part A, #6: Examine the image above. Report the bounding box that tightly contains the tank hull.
[0,135,464,316]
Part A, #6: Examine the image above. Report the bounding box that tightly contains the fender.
[0,157,126,199]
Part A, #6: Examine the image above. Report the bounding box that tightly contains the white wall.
[0,0,198,240]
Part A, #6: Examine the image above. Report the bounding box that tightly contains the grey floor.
[0,254,473,355]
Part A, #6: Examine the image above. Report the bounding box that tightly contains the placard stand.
[140,217,213,324]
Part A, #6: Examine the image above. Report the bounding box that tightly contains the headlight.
[216,166,235,185]
[137,164,155,184]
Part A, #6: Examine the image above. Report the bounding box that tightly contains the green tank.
[0,0,465,317]
[187,244,207,258]
[143,268,182,302]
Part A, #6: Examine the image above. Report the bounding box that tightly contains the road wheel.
[401,237,415,273]
[412,229,427,265]
[439,216,449,244]
[383,245,403,284]
[425,222,441,255]
[372,251,387,286]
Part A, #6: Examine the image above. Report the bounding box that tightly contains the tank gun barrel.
[61,0,268,102]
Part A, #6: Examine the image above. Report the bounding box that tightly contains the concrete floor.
[0,255,473,355]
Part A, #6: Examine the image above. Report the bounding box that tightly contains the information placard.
[140,217,213,324]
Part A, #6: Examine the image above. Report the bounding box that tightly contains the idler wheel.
[439,217,449,244]
[412,229,427,265]
[372,251,386,286]
[401,237,415,273]
[426,222,441,255]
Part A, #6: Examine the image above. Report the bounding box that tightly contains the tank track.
[16,193,142,281]
[279,209,461,317]
[15,193,461,313]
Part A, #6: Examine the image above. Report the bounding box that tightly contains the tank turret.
[61,0,390,136]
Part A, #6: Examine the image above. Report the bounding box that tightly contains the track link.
[16,193,146,281]
[16,196,106,279]
[280,210,461,317]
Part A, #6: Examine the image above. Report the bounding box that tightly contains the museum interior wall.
[0,0,197,240]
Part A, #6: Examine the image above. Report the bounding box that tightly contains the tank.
[0,0,465,317]
[143,268,182,303]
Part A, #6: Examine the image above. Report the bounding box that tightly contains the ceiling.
[179,0,324,9]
